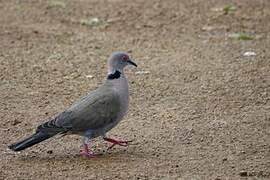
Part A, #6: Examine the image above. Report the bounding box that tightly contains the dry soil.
[0,0,269,179]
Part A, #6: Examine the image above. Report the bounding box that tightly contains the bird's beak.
[127,59,137,67]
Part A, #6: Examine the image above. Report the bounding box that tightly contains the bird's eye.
[122,55,128,61]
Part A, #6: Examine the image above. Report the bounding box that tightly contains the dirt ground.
[0,0,269,179]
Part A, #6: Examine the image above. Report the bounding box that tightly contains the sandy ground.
[0,0,269,179]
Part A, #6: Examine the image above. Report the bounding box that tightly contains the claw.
[79,141,96,158]
[103,137,133,150]
[79,150,96,158]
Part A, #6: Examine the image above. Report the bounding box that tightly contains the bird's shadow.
[17,148,152,165]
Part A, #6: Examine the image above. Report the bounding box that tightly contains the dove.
[8,51,137,157]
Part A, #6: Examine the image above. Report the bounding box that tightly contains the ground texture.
[0,0,269,179]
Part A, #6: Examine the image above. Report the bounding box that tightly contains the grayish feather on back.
[46,83,121,135]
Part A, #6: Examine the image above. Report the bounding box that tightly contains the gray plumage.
[9,51,137,152]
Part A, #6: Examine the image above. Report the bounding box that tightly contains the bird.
[8,51,137,157]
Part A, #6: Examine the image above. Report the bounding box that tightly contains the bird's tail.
[8,131,55,152]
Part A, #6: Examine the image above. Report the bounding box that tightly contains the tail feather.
[8,131,55,152]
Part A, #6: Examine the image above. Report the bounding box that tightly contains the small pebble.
[135,71,150,75]
[86,75,94,78]
[47,150,53,154]
[243,51,256,56]
[239,171,248,177]
[12,119,21,126]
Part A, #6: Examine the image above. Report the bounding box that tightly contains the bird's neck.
[107,70,129,113]
[107,70,124,80]
[106,69,129,111]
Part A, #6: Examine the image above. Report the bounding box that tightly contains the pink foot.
[103,137,133,150]
[79,151,96,158]
[79,144,96,158]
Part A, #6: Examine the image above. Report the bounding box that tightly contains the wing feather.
[54,85,121,133]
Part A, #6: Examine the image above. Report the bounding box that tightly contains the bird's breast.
[111,76,129,119]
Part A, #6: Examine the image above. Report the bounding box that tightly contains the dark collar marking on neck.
[107,70,121,80]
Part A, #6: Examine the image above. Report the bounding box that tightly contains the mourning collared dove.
[8,51,137,157]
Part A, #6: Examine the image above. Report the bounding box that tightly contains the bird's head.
[107,51,137,74]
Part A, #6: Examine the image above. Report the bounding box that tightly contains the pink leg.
[79,137,96,158]
[103,137,133,150]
